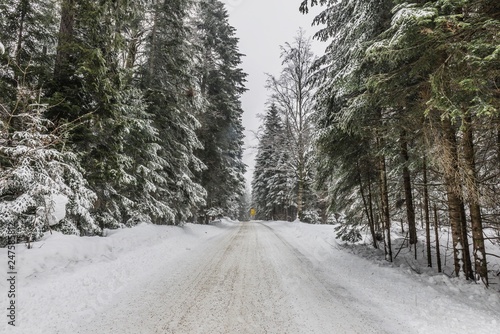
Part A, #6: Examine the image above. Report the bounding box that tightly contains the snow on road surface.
[3,220,499,333]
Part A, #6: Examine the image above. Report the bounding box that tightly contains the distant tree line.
[0,0,247,245]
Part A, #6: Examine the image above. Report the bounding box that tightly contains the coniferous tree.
[1,0,249,241]
[0,70,96,244]
[48,0,149,229]
[139,0,206,224]
[252,104,293,220]
[359,0,499,282]
[303,0,499,283]
[0,0,57,84]
[237,186,251,222]
[191,0,247,222]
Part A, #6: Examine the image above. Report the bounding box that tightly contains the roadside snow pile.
[266,219,500,318]
[1,220,235,333]
[15,222,226,282]
[264,220,339,266]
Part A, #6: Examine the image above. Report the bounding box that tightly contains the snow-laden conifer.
[190,0,247,222]
[0,82,96,245]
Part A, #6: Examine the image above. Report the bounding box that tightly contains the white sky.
[220,0,325,189]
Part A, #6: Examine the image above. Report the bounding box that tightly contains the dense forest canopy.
[0,0,247,243]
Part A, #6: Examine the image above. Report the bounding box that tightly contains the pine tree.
[0,72,96,245]
[191,0,247,222]
[139,0,206,224]
[252,104,293,220]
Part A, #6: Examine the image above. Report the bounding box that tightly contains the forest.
[0,0,247,241]
[0,0,499,287]
[252,0,499,286]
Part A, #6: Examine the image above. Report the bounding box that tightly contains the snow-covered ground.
[1,219,499,333]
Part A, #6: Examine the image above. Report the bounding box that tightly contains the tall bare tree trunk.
[462,115,488,285]
[497,125,500,165]
[441,118,473,279]
[147,3,159,86]
[460,199,474,279]
[368,175,377,233]
[423,156,432,267]
[14,0,29,65]
[378,137,392,262]
[297,150,304,219]
[54,0,75,82]
[433,204,442,273]
[400,130,417,246]
[358,162,377,249]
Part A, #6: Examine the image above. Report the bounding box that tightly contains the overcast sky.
[220,0,325,188]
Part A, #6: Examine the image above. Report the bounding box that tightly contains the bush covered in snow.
[300,209,321,224]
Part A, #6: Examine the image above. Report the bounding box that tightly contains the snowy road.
[75,221,393,333]
[7,220,500,333]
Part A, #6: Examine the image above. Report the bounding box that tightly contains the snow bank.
[263,219,500,333]
[2,218,499,333]
[1,220,236,333]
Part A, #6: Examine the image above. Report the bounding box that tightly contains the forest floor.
[3,220,500,333]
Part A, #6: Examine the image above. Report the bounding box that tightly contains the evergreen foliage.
[192,0,247,222]
[301,0,499,284]
[1,0,247,242]
[258,31,320,221]
[0,74,96,245]
[138,0,207,225]
[0,0,57,84]
[252,104,294,220]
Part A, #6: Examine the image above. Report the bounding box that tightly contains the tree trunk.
[297,157,304,220]
[433,204,442,273]
[423,156,432,267]
[358,162,377,249]
[461,115,488,285]
[368,175,377,233]
[400,130,417,245]
[125,34,139,70]
[460,200,474,280]
[147,4,159,86]
[15,0,29,65]
[54,0,75,82]
[441,118,473,279]
[378,138,392,262]
[497,126,500,165]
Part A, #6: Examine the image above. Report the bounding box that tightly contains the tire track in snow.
[75,221,410,333]
[156,222,299,334]
[256,222,397,333]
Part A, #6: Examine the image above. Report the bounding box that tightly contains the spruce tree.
[0,0,57,84]
[139,0,206,224]
[48,1,126,229]
[192,0,247,221]
[0,70,96,244]
[252,104,292,220]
